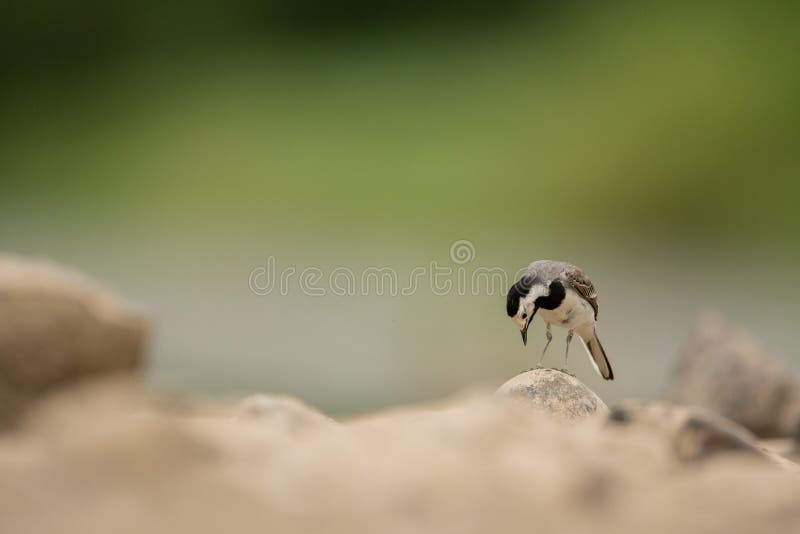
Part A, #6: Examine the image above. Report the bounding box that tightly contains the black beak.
[520,308,536,346]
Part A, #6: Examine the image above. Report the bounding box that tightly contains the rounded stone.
[495,368,609,421]
[0,254,149,427]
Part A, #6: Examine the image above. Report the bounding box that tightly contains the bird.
[506,260,614,380]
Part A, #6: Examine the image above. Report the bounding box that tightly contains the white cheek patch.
[528,284,549,301]
[520,285,548,313]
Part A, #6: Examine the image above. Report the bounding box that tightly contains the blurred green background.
[2,1,799,413]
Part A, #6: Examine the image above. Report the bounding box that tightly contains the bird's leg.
[563,329,574,374]
[538,323,552,367]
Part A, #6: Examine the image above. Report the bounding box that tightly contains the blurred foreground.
[3,378,800,534]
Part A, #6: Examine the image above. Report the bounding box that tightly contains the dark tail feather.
[583,329,614,380]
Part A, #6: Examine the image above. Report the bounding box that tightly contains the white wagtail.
[506,260,614,380]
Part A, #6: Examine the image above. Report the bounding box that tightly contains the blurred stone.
[608,401,799,470]
[3,385,800,534]
[495,368,609,420]
[0,254,149,426]
[759,438,799,464]
[233,394,338,434]
[665,312,800,438]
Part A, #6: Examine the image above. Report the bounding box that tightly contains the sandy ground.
[0,376,798,534]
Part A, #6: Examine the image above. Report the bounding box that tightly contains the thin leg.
[538,323,552,367]
[563,329,574,372]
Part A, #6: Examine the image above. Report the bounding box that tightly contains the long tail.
[578,327,614,380]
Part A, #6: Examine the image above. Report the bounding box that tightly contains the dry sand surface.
[1,378,799,534]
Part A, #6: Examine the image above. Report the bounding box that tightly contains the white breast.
[538,288,595,330]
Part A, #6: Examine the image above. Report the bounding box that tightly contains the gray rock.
[608,401,800,470]
[0,254,149,426]
[496,368,609,420]
[665,312,800,438]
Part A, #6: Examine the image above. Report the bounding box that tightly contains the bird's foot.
[521,365,554,374]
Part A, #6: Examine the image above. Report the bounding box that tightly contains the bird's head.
[506,276,539,346]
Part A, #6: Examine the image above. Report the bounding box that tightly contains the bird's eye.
[522,313,527,319]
